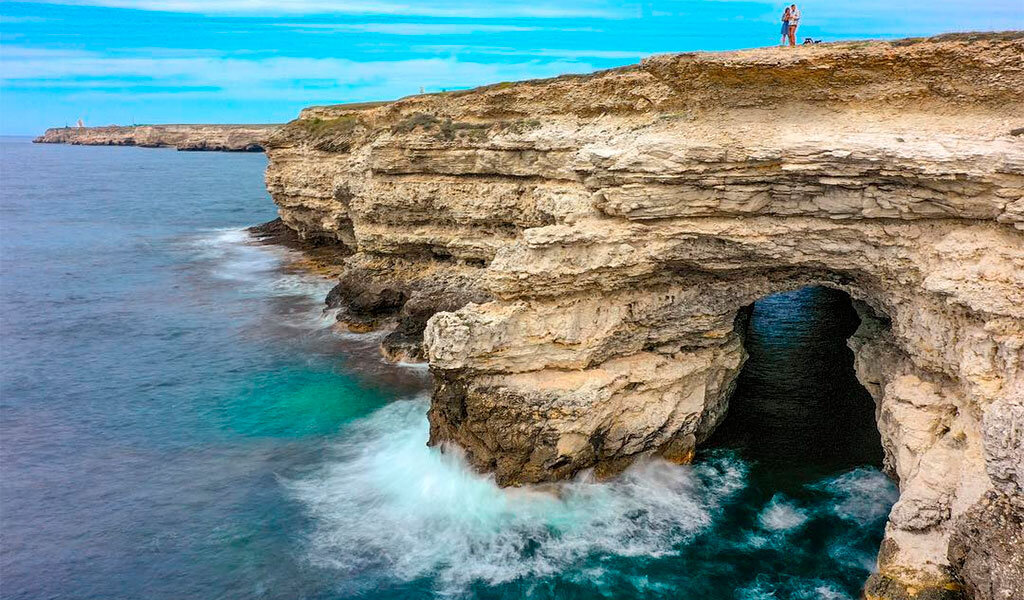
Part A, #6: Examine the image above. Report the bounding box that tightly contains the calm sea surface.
[0,136,893,600]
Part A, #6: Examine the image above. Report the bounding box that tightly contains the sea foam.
[187,228,336,327]
[288,398,748,595]
[757,494,810,532]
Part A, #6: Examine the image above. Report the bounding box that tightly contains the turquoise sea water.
[0,136,895,600]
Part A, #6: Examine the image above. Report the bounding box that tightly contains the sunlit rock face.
[264,33,1024,600]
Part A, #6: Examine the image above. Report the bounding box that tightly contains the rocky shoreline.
[34,124,279,152]
[260,33,1023,600]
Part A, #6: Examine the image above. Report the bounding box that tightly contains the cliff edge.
[264,33,1024,600]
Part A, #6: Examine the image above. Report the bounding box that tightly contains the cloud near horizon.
[24,0,630,18]
[1,45,599,101]
[271,23,603,35]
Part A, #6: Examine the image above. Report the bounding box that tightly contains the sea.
[0,136,895,600]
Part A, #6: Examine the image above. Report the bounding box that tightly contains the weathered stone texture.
[264,34,1024,599]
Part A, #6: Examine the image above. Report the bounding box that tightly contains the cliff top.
[293,31,1023,124]
[271,32,1023,155]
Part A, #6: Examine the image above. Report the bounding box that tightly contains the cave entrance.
[706,285,884,485]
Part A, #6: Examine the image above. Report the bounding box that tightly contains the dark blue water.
[0,136,895,600]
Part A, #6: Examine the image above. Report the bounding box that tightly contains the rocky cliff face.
[34,124,279,151]
[264,33,1024,599]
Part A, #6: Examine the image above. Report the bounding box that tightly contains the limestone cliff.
[264,33,1024,599]
[34,124,279,151]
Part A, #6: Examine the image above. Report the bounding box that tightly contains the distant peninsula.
[33,124,280,152]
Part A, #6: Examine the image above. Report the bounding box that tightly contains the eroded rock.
[263,34,1024,599]
[948,490,1024,600]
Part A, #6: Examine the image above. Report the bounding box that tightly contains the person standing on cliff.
[780,5,791,46]
[786,4,801,46]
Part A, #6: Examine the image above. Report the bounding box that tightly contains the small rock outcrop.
[948,489,1024,600]
[264,33,1024,599]
[34,124,279,151]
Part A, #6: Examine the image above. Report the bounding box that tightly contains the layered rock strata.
[264,33,1024,599]
[34,124,279,151]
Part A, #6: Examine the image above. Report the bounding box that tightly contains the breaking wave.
[188,228,334,310]
[758,494,811,532]
[288,396,897,598]
[288,398,748,595]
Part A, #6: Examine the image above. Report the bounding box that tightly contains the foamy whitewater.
[1,138,897,600]
[287,395,896,598]
[189,228,336,323]
[290,399,745,593]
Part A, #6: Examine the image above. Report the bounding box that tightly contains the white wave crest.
[757,494,810,532]
[815,467,898,523]
[738,578,854,600]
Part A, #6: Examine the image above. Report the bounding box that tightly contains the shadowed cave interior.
[597,285,896,597]
[705,285,885,486]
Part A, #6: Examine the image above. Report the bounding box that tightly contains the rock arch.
[422,216,1016,596]
[264,34,1024,599]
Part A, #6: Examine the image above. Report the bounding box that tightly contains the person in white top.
[786,4,801,46]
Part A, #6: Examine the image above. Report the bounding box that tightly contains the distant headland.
[33,123,280,152]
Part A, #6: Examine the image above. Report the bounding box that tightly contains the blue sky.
[2,1,1021,135]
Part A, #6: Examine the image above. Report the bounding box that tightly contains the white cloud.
[412,44,651,59]
[0,15,51,23]
[30,0,628,18]
[273,22,599,35]
[0,45,598,103]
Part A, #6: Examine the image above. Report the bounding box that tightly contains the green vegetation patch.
[437,119,489,141]
[298,115,362,136]
[275,115,367,151]
[391,112,441,134]
[390,113,541,141]
[501,119,541,134]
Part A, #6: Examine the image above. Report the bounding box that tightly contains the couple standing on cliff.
[780,4,801,46]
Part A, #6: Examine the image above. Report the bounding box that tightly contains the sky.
[1,1,1021,135]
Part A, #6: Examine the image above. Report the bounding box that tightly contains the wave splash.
[184,228,341,333]
[190,228,334,300]
[288,398,748,594]
[288,397,898,598]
